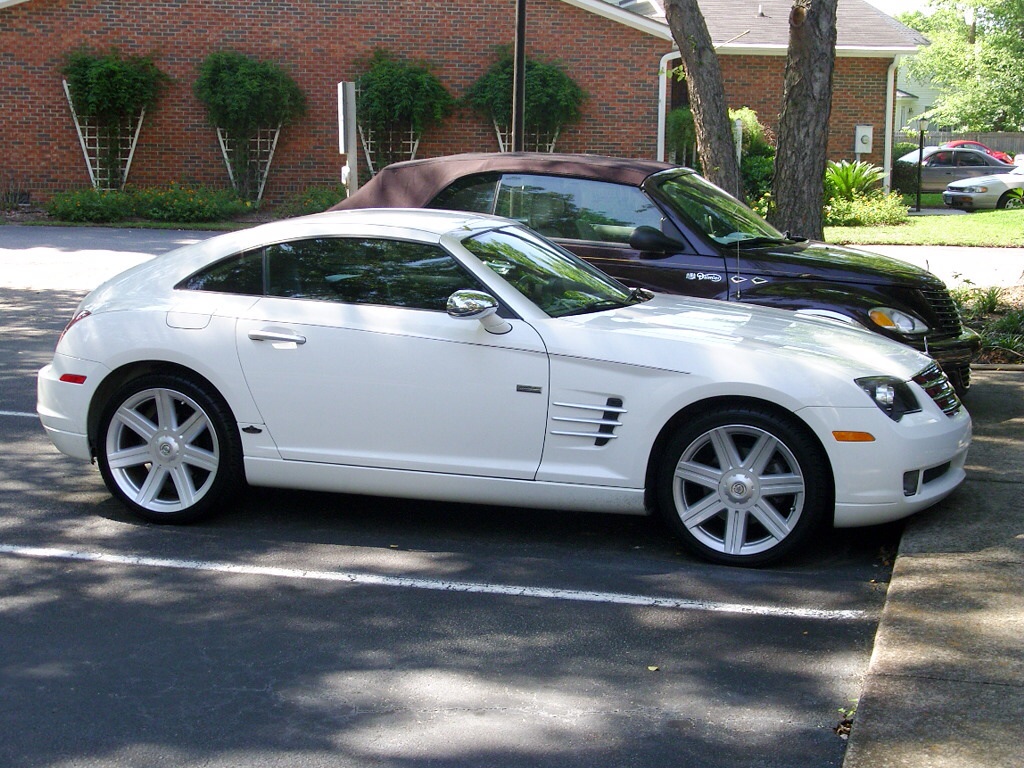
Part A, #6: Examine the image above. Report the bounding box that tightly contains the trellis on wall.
[63,79,145,191]
[215,125,281,203]
[492,123,561,153]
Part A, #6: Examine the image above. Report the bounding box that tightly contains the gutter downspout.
[657,51,681,162]
[883,54,902,193]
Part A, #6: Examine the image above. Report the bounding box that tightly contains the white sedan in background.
[944,164,1024,210]
[37,209,971,566]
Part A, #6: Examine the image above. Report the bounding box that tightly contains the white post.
[338,82,359,195]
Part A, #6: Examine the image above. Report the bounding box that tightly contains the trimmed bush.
[823,193,909,227]
[46,188,135,222]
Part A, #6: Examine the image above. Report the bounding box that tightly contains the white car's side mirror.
[447,290,512,335]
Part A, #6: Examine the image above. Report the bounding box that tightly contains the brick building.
[0,0,924,205]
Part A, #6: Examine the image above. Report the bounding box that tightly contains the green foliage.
[194,51,306,200]
[731,108,775,201]
[730,107,775,158]
[274,186,348,217]
[665,107,698,165]
[950,286,1024,362]
[823,192,909,227]
[899,2,1024,130]
[357,50,453,138]
[131,184,252,222]
[825,160,885,201]
[45,188,136,223]
[194,51,306,136]
[64,48,167,124]
[46,185,250,223]
[63,49,168,190]
[891,160,920,196]
[464,50,586,135]
[741,154,775,203]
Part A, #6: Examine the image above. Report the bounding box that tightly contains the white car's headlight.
[856,377,922,421]
[867,307,928,334]
[958,185,987,194]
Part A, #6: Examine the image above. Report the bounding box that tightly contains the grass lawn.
[826,208,1024,248]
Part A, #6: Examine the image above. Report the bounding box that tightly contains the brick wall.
[0,0,671,204]
[717,53,889,165]
[0,0,893,205]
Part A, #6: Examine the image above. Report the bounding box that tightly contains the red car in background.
[942,140,1015,165]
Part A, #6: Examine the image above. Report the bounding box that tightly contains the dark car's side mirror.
[629,226,684,256]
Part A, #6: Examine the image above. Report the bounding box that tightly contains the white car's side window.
[265,237,483,311]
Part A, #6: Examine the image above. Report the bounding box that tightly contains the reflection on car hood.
[732,240,937,285]
[544,295,930,384]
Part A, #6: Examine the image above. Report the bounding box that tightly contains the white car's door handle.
[248,329,307,345]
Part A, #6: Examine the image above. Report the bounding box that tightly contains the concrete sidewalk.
[843,369,1024,768]
[2,225,1023,766]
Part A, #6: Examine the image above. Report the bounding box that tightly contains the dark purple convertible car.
[334,153,980,392]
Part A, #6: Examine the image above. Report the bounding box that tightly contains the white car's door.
[233,236,550,479]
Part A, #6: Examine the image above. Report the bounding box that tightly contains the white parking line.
[1,411,38,419]
[0,543,868,621]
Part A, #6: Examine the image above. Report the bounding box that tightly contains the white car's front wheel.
[96,374,243,523]
[656,406,831,567]
[997,190,1024,210]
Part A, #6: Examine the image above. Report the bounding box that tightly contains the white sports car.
[37,209,971,566]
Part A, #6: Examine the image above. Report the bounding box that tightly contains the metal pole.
[511,0,526,152]
[915,124,925,212]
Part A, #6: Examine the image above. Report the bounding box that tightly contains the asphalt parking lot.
[1,225,1021,768]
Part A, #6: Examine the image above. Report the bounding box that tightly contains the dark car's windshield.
[651,171,788,246]
[462,226,647,317]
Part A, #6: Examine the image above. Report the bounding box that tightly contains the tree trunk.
[664,0,743,200]
[770,0,839,240]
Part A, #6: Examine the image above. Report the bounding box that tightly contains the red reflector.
[59,374,88,385]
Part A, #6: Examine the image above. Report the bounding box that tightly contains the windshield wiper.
[735,234,804,248]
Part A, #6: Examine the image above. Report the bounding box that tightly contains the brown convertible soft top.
[331,152,677,211]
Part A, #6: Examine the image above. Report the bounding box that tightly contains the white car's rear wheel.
[97,374,242,523]
[656,407,831,566]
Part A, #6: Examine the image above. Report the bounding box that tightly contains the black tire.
[655,406,831,567]
[96,373,243,524]
[996,190,1024,210]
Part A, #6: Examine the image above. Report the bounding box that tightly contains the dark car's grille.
[913,363,962,417]
[920,287,964,336]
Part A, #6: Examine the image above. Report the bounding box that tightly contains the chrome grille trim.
[550,398,626,446]
[920,287,964,335]
[913,363,962,417]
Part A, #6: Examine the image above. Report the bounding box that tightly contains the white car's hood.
[541,295,931,382]
[948,169,1024,188]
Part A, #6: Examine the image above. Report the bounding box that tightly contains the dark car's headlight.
[856,376,922,421]
[867,307,928,335]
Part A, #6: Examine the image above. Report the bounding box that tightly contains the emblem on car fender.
[685,272,723,282]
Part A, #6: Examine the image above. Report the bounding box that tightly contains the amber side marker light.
[59,374,87,385]
[832,431,876,443]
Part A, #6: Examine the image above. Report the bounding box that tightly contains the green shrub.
[665,107,698,167]
[465,50,586,136]
[825,160,885,201]
[194,51,306,199]
[823,192,909,227]
[132,184,251,222]
[63,48,168,189]
[46,188,134,222]
[275,186,347,218]
[741,154,775,203]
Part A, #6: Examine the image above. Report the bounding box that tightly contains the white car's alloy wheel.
[657,407,829,566]
[97,375,241,523]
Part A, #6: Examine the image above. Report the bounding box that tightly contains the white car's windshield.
[652,171,791,246]
[463,226,647,317]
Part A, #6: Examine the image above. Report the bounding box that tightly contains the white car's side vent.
[550,397,626,446]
